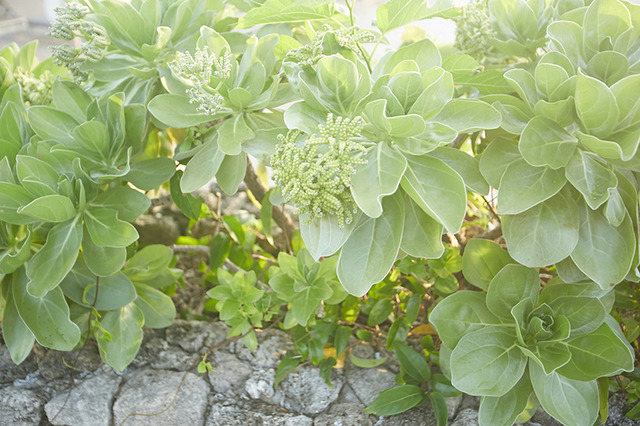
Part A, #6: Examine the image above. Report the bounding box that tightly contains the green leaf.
[486,264,539,320]
[291,282,332,326]
[274,354,301,388]
[181,138,225,193]
[125,157,176,191]
[97,303,144,371]
[351,143,406,218]
[478,374,533,426]
[400,196,444,259]
[381,39,442,76]
[429,291,501,348]
[401,155,466,233]
[376,0,428,33]
[25,217,82,298]
[82,233,126,277]
[588,51,629,86]
[365,385,425,416]
[395,342,431,383]
[27,106,77,144]
[429,391,448,426]
[337,195,404,297]
[133,282,176,329]
[558,321,634,381]
[368,299,393,327]
[300,212,359,261]
[427,147,490,195]
[456,70,512,95]
[51,80,92,122]
[611,74,640,128]
[2,283,35,364]
[123,245,174,281]
[170,171,202,221]
[529,361,598,426]
[462,239,514,291]
[91,186,150,222]
[217,114,255,156]
[565,150,617,210]
[502,188,579,267]
[12,268,80,351]
[209,233,232,270]
[575,71,620,138]
[237,0,335,28]
[570,204,635,289]
[148,94,213,128]
[84,208,138,248]
[316,56,358,113]
[334,325,351,356]
[497,159,566,215]
[350,354,388,368]
[478,137,521,189]
[216,153,247,196]
[433,99,502,133]
[409,68,453,119]
[450,326,527,396]
[535,63,570,99]
[17,194,76,223]
[15,155,59,197]
[519,116,578,169]
[0,228,32,274]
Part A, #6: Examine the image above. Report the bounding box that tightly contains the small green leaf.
[18,194,76,223]
[462,239,514,291]
[97,303,144,371]
[1,284,35,364]
[429,391,448,426]
[274,354,301,388]
[365,385,425,415]
[565,150,617,210]
[84,208,138,248]
[486,264,539,320]
[181,138,225,193]
[575,71,619,138]
[148,94,213,128]
[169,171,202,221]
[395,342,431,383]
[216,153,247,196]
[125,157,176,191]
[133,282,176,329]
[368,299,393,327]
[479,375,533,426]
[350,354,387,368]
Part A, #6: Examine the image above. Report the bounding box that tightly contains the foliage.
[1,0,639,424]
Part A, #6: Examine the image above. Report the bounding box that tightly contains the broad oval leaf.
[97,303,144,371]
[17,194,76,223]
[133,282,176,329]
[565,149,617,210]
[394,342,431,383]
[181,138,225,193]
[427,147,490,195]
[575,71,619,138]
[462,239,514,291]
[300,211,360,261]
[486,264,540,320]
[519,116,577,169]
[82,232,126,277]
[478,374,533,426]
[148,94,213,128]
[400,195,444,259]
[84,208,138,248]
[2,284,35,364]
[433,99,502,133]
[365,385,425,416]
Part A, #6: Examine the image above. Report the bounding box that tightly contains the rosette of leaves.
[149,27,294,195]
[206,269,266,350]
[478,0,640,287]
[268,248,347,327]
[281,39,501,296]
[430,239,634,426]
[0,42,68,105]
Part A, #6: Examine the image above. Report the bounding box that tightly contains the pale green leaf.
[84,208,138,248]
[133,282,176,328]
[519,116,577,169]
[478,375,533,426]
[17,194,76,223]
[97,303,144,371]
[462,239,515,291]
[181,138,225,193]
[365,385,425,415]
[565,149,617,209]
[400,195,444,259]
[486,264,540,320]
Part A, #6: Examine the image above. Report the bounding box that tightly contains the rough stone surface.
[131,337,197,371]
[447,395,463,420]
[113,369,209,426]
[134,214,181,246]
[206,400,313,426]
[279,366,344,415]
[166,320,228,353]
[313,403,374,426]
[0,386,44,425]
[450,408,479,426]
[345,364,396,406]
[605,393,639,426]
[45,372,122,426]
[378,399,438,425]
[245,368,283,405]
[207,351,252,396]
[0,346,37,384]
[234,329,292,368]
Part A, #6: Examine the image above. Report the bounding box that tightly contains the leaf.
[565,150,617,210]
[337,195,404,297]
[27,106,77,144]
[237,0,335,28]
[400,196,444,259]
[529,361,598,426]
[376,0,428,33]
[217,114,255,156]
[365,385,425,416]
[125,157,176,191]
[97,303,144,371]
[216,153,247,196]
[300,211,359,261]
[82,233,126,277]
[274,354,301,388]
[148,94,213,128]
[25,217,82,298]
[575,71,620,138]
[84,208,138,248]
[17,194,76,223]
[123,245,174,281]
[519,116,578,169]
[316,56,358,113]
[486,264,540,320]
[502,188,580,267]
[497,159,566,215]
[456,70,512,95]
[169,171,201,221]
[478,375,533,426]
[427,147,490,195]
[558,321,634,381]
[291,282,332,326]
[350,143,406,218]
[429,391,448,426]
[12,268,81,351]
[409,68,454,119]
[394,342,431,382]
[91,186,150,222]
[478,137,521,189]
[368,299,393,327]
[350,354,388,368]
[462,239,514,291]
[133,282,176,328]
[429,291,501,348]
[51,80,92,121]
[401,155,466,233]
[433,99,502,133]
[570,204,635,289]
[181,138,225,193]
[450,326,527,396]
[2,284,35,364]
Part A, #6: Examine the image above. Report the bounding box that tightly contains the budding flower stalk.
[287,25,374,66]
[271,114,368,227]
[453,0,495,61]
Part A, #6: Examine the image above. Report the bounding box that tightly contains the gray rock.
[337,383,363,404]
[132,337,197,371]
[36,342,103,381]
[605,393,640,426]
[447,395,463,420]
[345,364,396,406]
[450,408,479,426]
[0,387,44,425]
[45,372,122,426]
[313,402,374,426]
[0,346,37,384]
[134,214,181,246]
[245,368,283,405]
[207,351,252,396]
[206,400,312,426]
[377,398,437,426]
[528,406,562,426]
[279,366,344,415]
[234,329,292,369]
[166,320,228,353]
[113,369,209,426]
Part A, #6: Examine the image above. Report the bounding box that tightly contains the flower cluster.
[48,2,110,82]
[271,114,367,226]
[169,47,232,115]
[287,25,374,66]
[453,0,495,61]
[13,67,55,106]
